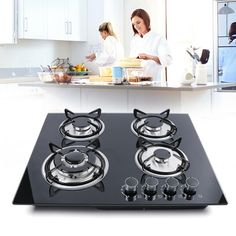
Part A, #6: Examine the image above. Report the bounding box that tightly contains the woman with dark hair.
[86,22,124,66]
[130,9,172,81]
[219,22,236,84]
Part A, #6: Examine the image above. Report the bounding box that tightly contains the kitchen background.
[1,0,236,112]
[0,0,236,235]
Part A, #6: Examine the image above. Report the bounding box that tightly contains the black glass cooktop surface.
[13,112,227,209]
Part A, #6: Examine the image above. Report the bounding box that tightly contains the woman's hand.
[138,53,149,60]
[138,53,161,65]
[86,53,96,62]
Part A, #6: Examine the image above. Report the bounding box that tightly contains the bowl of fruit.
[67,63,89,76]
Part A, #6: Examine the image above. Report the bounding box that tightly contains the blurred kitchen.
[1,0,236,112]
[0,3,235,77]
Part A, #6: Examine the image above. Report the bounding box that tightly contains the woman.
[86,22,124,66]
[130,9,172,81]
[219,22,236,87]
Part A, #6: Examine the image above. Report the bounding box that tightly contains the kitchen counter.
[18,79,236,91]
[16,79,236,115]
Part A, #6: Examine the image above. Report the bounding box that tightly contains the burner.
[135,138,190,178]
[42,142,109,190]
[131,109,177,141]
[59,108,105,141]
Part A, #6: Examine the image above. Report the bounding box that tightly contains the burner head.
[59,109,105,141]
[135,140,190,178]
[153,149,171,163]
[64,151,88,167]
[131,110,177,141]
[144,117,163,131]
[42,144,109,190]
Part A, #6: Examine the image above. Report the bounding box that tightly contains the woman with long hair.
[86,22,124,66]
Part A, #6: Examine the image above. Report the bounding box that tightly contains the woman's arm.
[138,53,161,64]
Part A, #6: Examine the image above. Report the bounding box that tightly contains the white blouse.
[130,31,172,80]
[95,36,124,66]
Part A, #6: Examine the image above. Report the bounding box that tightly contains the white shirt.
[130,31,172,80]
[95,36,124,66]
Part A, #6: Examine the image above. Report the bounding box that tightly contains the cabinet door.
[67,0,87,41]
[18,0,47,39]
[0,0,16,44]
[47,0,67,40]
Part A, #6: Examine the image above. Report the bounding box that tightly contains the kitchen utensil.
[186,50,199,63]
[193,52,200,62]
[47,65,52,72]
[199,49,210,64]
[186,50,195,60]
[40,65,45,72]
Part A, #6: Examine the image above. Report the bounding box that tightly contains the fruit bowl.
[67,71,89,76]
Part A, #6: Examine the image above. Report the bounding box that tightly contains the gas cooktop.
[13,109,227,209]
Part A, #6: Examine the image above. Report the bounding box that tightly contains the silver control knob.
[164,177,179,196]
[184,177,199,195]
[124,177,138,196]
[144,177,159,195]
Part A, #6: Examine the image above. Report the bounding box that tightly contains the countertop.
[17,79,236,91]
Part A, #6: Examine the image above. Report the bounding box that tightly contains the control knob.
[163,177,179,196]
[183,177,199,196]
[143,177,159,195]
[123,177,138,196]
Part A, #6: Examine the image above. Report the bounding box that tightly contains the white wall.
[103,0,124,43]
[167,0,214,83]
[0,39,70,68]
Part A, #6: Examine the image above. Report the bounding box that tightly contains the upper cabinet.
[18,0,47,39]
[0,0,17,44]
[47,0,67,40]
[18,0,87,41]
[47,0,87,41]
[67,0,87,41]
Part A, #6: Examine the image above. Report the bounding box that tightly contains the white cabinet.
[0,0,17,44]
[47,0,87,41]
[67,0,87,41]
[18,0,87,41]
[47,0,66,40]
[18,0,47,39]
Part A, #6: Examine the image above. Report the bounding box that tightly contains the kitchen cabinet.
[0,0,17,44]
[18,0,87,41]
[18,0,47,39]
[47,0,87,41]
